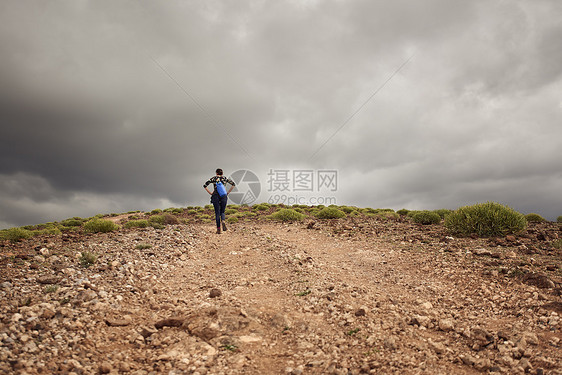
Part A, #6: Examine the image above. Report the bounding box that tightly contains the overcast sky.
[1,0,561,229]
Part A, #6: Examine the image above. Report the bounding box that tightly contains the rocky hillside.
[0,208,561,374]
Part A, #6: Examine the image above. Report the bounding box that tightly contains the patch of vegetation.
[0,227,34,242]
[433,209,453,219]
[83,219,119,233]
[339,206,357,214]
[135,243,152,250]
[270,209,305,222]
[557,215,562,223]
[315,207,346,219]
[295,289,311,296]
[151,209,163,214]
[378,212,400,221]
[33,226,62,236]
[204,205,213,211]
[551,239,562,250]
[525,213,547,223]
[227,216,239,224]
[397,209,410,216]
[221,344,238,352]
[225,208,238,215]
[60,217,84,227]
[124,220,150,229]
[444,202,527,237]
[44,285,59,294]
[253,203,270,211]
[79,251,98,268]
[411,211,442,225]
[346,328,360,336]
[186,209,197,215]
[149,213,179,226]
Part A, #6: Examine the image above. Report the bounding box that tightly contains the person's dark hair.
[216,168,223,175]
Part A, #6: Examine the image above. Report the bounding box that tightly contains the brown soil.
[0,215,561,374]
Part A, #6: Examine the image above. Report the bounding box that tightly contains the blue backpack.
[216,178,227,197]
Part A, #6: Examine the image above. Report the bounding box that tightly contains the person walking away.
[203,168,236,234]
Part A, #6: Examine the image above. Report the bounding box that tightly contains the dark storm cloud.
[1,0,561,228]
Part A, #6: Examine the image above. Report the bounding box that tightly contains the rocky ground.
[1,212,561,374]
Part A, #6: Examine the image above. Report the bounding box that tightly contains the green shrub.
[406,210,419,218]
[340,206,357,214]
[225,208,238,215]
[149,213,179,226]
[411,211,442,225]
[557,215,562,223]
[444,202,527,237]
[204,205,213,210]
[270,209,305,222]
[151,209,163,214]
[33,226,62,236]
[227,216,239,223]
[79,251,97,268]
[253,204,270,211]
[124,220,150,229]
[61,218,83,227]
[397,209,410,216]
[0,227,34,241]
[315,207,346,219]
[186,209,197,215]
[433,209,453,219]
[83,219,119,233]
[135,243,152,250]
[525,213,546,223]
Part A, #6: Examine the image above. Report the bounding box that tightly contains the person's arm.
[203,177,215,195]
[226,178,236,195]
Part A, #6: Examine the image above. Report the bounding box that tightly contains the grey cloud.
[1,0,561,228]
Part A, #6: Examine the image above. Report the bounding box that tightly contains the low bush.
[557,215,562,223]
[124,220,150,229]
[61,218,83,227]
[33,226,62,236]
[525,213,546,223]
[411,211,441,225]
[253,204,270,211]
[315,207,346,219]
[551,239,562,250]
[225,208,238,215]
[340,206,357,214]
[433,209,453,219]
[270,209,305,222]
[227,216,239,223]
[79,251,97,268]
[83,219,119,233]
[151,209,163,214]
[135,243,152,250]
[444,202,527,237]
[0,227,34,241]
[149,213,179,226]
[396,209,410,216]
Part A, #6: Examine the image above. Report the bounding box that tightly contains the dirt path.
[155,222,560,374]
[0,218,560,374]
